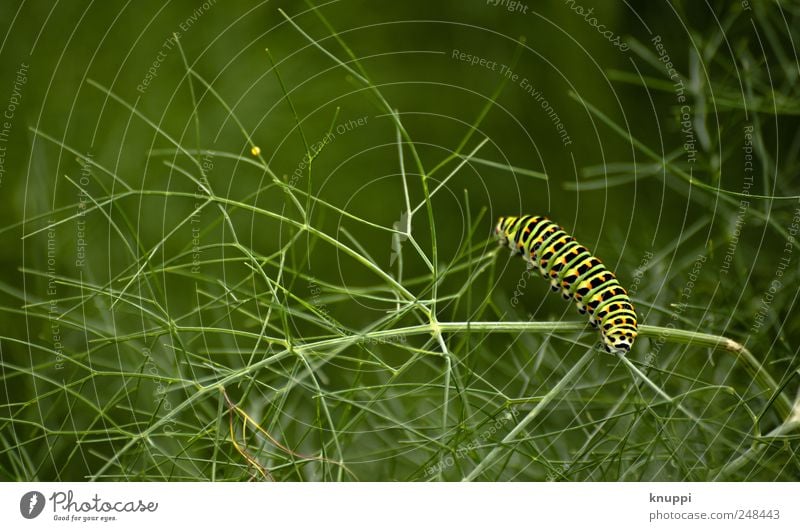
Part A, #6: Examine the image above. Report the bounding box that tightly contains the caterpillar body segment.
[495,215,638,353]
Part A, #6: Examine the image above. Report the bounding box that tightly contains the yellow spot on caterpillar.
[251,146,261,156]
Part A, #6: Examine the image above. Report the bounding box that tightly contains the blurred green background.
[1,0,799,481]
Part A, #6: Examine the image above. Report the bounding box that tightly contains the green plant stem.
[461,349,595,481]
[82,314,790,421]
[417,322,787,420]
[714,400,800,479]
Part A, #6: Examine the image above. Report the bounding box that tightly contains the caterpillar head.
[602,329,637,354]
[495,216,510,244]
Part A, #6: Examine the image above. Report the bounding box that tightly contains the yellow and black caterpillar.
[495,215,638,353]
